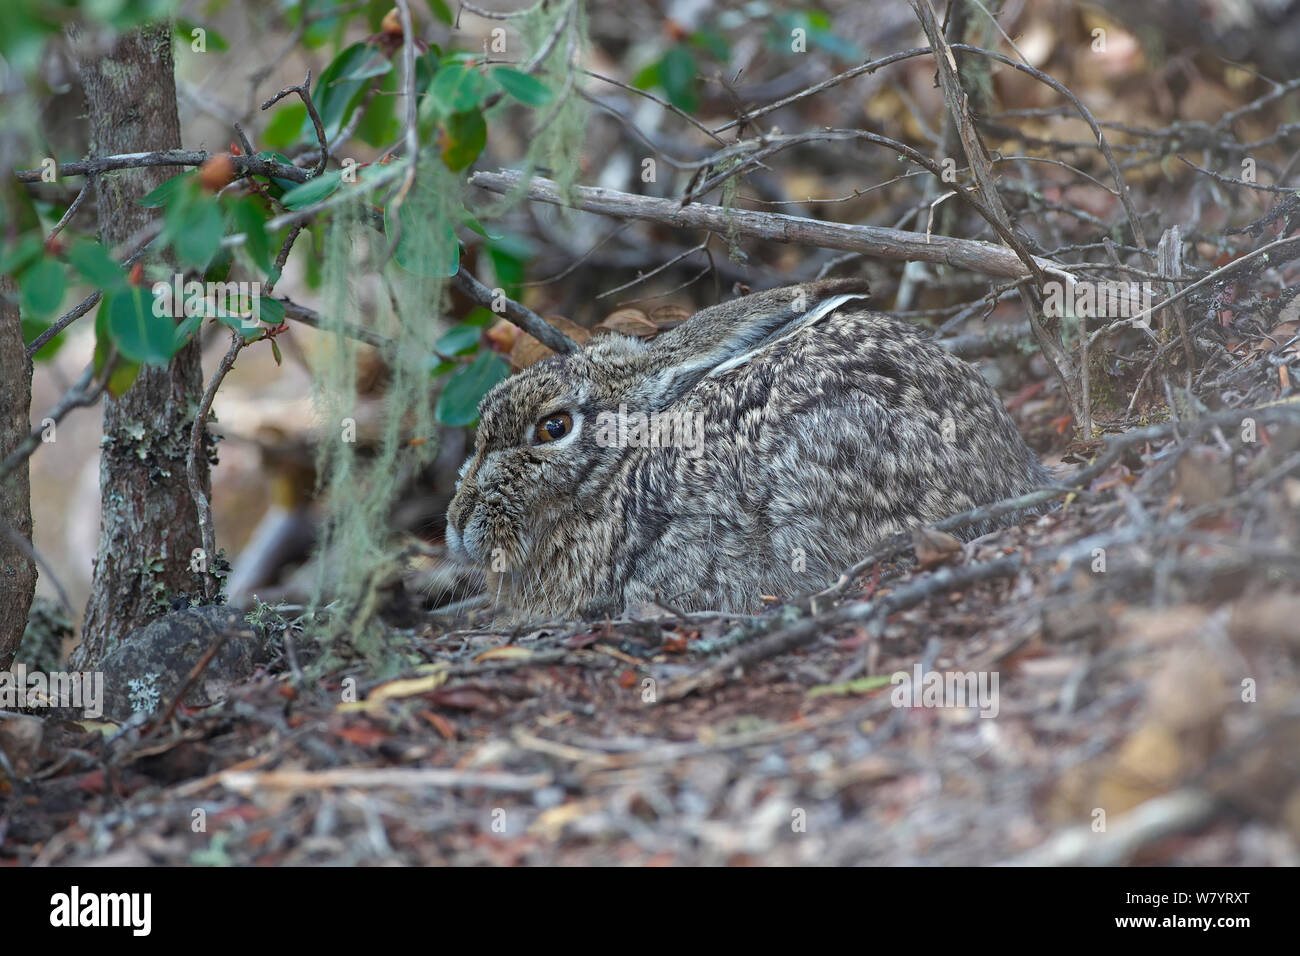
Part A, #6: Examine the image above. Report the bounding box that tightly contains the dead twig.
[451,264,580,354]
[44,182,91,244]
[260,71,329,177]
[1091,234,1300,343]
[911,0,1081,424]
[218,767,552,793]
[0,363,106,486]
[1003,789,1217,866]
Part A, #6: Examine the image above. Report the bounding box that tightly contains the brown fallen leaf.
[647,303,691,330]
[418,709,457,740]
[509,315,591,370]
[593,308,656,338]
[335,724,391,748]
[912,526,964,570]
[430,685,502,712]
[485,319,517,354]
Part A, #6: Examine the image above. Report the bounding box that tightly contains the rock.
[95,605,270,723]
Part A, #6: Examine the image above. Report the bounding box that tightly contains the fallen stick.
[219,766,552,794]
[1001,789,1217,866]
[470,169,1063,281]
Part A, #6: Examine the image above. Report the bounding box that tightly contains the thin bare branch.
[451,265,580,354]
[260,71,329,177]
[470,169,1066,280]
[15,149,309,184]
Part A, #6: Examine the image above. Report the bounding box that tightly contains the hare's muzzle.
[446,474,500,568]
[444,519,468,562]
[445,478,479,563]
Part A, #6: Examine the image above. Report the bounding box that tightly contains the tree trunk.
[70,24,210,667]
[0,275,37,670]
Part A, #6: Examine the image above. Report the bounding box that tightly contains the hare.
[446,279,1049,619]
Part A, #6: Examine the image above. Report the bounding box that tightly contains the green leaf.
[2,170,43,235]
[176,19,229,51]
[65,239,127,293]
[137,171,195,208]
[22,315,65,362]
[315,42,375,138]
[659,46,699,112]
[415,49,441,93]
[425,0,454,25]
[487,233,534,299]
[254,150,302,193]
[340,54,392,83]
[301,228,324,290]
[105,286,175,366]
[426,358,457,377]
[462,306,497,327]
[491,67,552,107]
[19,257,65,318]
[436,350,509,425]
[92,294,142,394]
[93,297,113,377]
[173,313,203,352]
[303,11,345,50]
[257,296,286,326]
[0,235,43,276]
[810,29,862,62]
[262,103,308,150]
[439,109,486,172]
[387,201,458,277]
[229,197,273,273]
[429,64,486,116]
[107,362,142,397]
[434,322,482,357]
[630,60,660,90]
[279,171,343,210]
[355,68,401,147]
[214,313,267,341]
[167,194,224,270]
[203,248,234,285]
[689,29,730,61]
[805,675,894,699]
[456,205,499,237]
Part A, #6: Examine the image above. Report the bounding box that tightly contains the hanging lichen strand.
[303,2,588,659]
[493,0,589,214]
[308,171,444,661]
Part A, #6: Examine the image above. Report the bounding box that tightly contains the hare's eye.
[534,411,573,443]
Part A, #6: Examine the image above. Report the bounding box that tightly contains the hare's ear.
[636,279,870,407]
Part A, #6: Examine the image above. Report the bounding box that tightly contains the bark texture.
[71,24,210,667]
[0,275,37,670]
